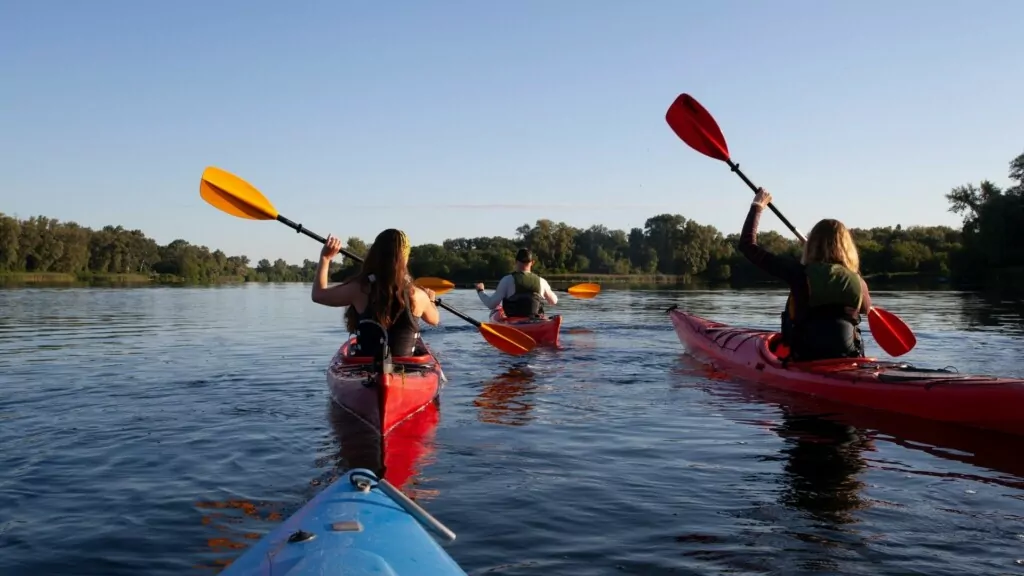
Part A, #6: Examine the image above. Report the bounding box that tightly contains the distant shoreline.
[0,272,245,286]
[0,270,960,290]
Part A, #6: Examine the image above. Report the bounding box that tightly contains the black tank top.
[351,283,420,357]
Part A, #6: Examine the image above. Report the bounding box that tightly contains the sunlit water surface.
[2,285,1024,575]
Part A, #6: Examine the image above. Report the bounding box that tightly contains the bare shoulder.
[409,285,429,309]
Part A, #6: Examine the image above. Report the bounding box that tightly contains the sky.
[2,0,1022,265]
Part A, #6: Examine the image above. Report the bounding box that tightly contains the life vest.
[352,283,420,357]
[781,262,864,361]
[500,271,544,318]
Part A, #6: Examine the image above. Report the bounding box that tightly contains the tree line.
[0,217,343,283]
[2,151,1021,289]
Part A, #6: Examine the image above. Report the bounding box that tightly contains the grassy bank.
[0,272,154,284]
[0,270,983,292]
[0,272,249,286]
[543,273,683,284]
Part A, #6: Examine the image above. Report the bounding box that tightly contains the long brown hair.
[801,219,860,273]
[344,229,412,333]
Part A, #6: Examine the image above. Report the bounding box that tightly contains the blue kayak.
[219,468,467,575]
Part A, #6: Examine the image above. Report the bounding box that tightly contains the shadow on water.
[474,364,539,427]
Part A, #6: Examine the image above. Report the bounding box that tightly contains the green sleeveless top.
[511,271,541,295]
[805,262,862,310]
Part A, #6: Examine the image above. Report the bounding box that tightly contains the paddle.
[665,94,917,357]
[413,277,456,296]
[454,280,601,300]
[562,282,601,299]
[199,166,537,356]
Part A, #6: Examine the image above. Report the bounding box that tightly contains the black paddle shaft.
[433,298,482,327]
[276,214,365,263]
[725,160,807,244]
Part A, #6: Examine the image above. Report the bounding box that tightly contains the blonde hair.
[801,219,860,273]
[396,229,411,261]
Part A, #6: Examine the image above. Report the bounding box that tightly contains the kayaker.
[475,248,558,318]
[739,189,873,361]
[312,229,440,357]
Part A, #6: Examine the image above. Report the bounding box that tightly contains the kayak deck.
[668,306,1024,436]
[218,468,466,576]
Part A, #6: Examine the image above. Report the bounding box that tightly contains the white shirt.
[477,273,558,310]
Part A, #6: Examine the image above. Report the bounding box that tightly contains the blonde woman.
[739,189,873,361]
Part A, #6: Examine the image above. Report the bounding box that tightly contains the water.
[2,285,1024,575]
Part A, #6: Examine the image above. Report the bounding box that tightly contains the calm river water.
[2,285,1024,575]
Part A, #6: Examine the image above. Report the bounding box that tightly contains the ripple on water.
[1,286,1023,575]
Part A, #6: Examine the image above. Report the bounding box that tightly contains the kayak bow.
[218,468,466,575]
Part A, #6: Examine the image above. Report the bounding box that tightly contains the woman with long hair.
[311,229,439,357]
[739,189,873,361]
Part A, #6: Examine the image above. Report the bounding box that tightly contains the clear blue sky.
[2,0,1021,264]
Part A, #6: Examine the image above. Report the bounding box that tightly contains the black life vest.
[352,282,420,357]
[500,271,544,318]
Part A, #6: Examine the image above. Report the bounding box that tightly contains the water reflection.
[957,291,1024,332]
[194,402,442,572]
[327,400,440,492]
[770,412,870,526]
[193,495,286,572]
[677,356,1024,489]
[474,365,538,427]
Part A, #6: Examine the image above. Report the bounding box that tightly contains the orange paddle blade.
[868,307,916,357]
[414,277,456,295]
[200,166,279,220]
[479,323,536,356]
[565,282,601,299]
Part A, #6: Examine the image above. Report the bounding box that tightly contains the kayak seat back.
[336,338,437,378]
[499,313,559,323]
[340,337,433,366]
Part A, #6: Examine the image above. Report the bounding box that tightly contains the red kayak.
[667,306,1024,436]
[489,310,562,346]
[327,338,445,436]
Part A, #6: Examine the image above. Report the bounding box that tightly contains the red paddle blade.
[665,93,730,162]
[868,307,916,357]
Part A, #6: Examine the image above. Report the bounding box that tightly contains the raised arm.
[311,235,357,307]
[738,189,804,285]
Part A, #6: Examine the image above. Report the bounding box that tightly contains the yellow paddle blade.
[414,277,456,295]
[479,323,536,356]
[200,166,279,220]
[566,282,601,299]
